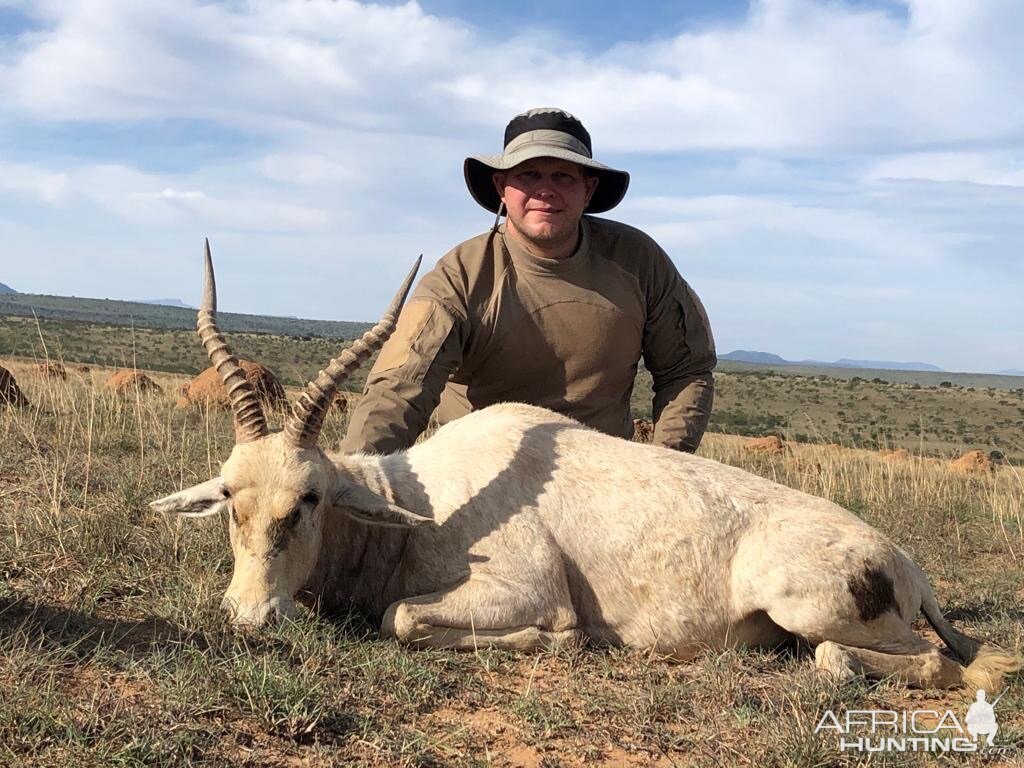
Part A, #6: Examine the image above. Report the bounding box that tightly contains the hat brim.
[464,147,629,215]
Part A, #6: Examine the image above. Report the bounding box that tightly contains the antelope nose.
[221,595,297,626]
[221,595,255,625]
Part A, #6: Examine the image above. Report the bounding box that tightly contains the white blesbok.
[152,243,1022,691]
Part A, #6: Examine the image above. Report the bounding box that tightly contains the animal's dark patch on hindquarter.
[847,566,896,621]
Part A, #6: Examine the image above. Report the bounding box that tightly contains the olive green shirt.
[340,216,716,454]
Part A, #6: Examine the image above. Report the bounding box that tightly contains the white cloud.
[864,152,1024,187]
[624,193,952,264]
[0,162,69,203]
[445,0,1024,152]
[3,0,1023,152]
[1,0,1022,371]
[2,0,471,132]
[149,188,205,201]
[0,161,331,231]
[259,153,358,185]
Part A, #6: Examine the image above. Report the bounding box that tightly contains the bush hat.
[464,107,630,215]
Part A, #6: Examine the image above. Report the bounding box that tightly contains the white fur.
[154,402,1022,688]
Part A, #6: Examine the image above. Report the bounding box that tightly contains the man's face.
[493,157,599,255]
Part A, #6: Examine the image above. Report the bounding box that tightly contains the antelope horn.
[285,256,422,448]
[197,239,269,443]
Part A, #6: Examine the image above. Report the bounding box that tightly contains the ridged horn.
[284,256,422,448]
[197,239,269,443]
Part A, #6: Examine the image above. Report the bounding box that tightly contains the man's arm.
[339,274,467,454]
[641,258,716,453]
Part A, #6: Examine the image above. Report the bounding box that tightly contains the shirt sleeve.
[338,262,467,455]
[641,250,717,453]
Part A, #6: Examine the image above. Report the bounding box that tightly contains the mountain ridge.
[721,350,943,373]
[141,298,193,309]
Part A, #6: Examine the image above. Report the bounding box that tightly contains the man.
[340,107,715,455]
[965,689,999,747]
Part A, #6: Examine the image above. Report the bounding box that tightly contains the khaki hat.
[464,107,630,215]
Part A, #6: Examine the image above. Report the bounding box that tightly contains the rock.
[0,365,28,407]
[632,418,654,443]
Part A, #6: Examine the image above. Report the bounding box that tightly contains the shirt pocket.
[370,299,457,384]
[673,281,716,360]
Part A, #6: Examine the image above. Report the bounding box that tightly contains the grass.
[4,314,1024,462]
[0,315,373,390]
[1,357,1022,766]
[635,369,1024,463]
[0,292,372,339]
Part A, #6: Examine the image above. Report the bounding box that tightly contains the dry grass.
[1,357,1022,767]
[6,312,1024,461]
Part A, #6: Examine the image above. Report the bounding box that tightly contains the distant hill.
[0,291,372,339]
[997,369,1024,376]
[722,350,943,373]
[0,283,15,295]
[720,350,788,365]
[141,298,193,309]
[829,358,943,372]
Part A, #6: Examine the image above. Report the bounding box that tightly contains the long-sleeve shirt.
[339,215,716,454]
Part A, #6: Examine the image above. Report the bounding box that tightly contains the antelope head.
[151,241,430,625]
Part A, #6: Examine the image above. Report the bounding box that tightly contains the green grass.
[1,360,1021,766]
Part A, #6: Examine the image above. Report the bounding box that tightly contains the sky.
[0,0,1021,374]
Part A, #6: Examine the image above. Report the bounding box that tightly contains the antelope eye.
[221,487,232,499]
[301,490,320,506]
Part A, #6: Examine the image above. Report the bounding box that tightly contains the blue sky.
[0,0,1021,373]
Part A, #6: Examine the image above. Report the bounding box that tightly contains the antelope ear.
[150,476,230,518]
[332,485,435,528]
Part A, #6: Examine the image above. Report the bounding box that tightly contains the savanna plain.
[1,342,1023,766]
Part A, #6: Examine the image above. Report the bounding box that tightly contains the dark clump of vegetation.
[708,408,787,437]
